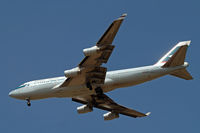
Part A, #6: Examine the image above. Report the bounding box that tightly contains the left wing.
[72,94,150,120]
[60,14,127,87]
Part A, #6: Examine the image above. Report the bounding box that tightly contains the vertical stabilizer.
[155,41,191,67]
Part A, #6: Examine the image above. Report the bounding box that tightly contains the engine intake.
[64,67,80,77]
[77,105,93,114]
[83,46,100,56]
[103,112,119,121]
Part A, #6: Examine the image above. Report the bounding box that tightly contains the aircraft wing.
[72,94,150,118]
[60,14,127,87]
[96,13,127,47]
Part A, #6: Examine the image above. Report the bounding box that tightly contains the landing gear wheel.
[27,102,31,106]
[86,82,93,90]
[26,98,31,107]
[95,87,103,95]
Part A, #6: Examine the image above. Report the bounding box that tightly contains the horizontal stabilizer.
[145,112,151,116]
[170,69,193,80]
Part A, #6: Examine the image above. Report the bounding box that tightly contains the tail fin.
[155,40,193,80]
[156,41,191,67]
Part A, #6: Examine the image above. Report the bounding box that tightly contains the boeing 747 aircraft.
[9,14,193,120]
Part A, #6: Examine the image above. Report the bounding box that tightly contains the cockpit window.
[16,84,27,89]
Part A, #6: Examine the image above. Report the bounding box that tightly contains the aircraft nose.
[9,90,16,97]
[9,90,20,98]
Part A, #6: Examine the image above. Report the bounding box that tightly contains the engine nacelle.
[77,105,93,114]
[103,112,119,121]
[83,46,100,56]
[64,67,80,77]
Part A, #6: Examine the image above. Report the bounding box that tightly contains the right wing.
[72,94,150,118]
[60,14,127,88]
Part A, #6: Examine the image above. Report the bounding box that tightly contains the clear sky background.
[1,0,199,132]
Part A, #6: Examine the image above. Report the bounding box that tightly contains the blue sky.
[1,0,199,132]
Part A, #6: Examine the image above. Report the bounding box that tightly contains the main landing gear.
[86,82,93,90]
[95,87,103,95]
[26,98,31,107]
[86,82,103,95]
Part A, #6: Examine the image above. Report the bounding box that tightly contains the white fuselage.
[9,63,188,100]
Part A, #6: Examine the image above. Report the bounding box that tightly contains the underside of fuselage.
[28,64,186,100]
[9,62,188,101]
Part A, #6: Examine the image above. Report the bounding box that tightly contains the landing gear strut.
[26,98,31,107]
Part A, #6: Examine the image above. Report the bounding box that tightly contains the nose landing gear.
[26,98,31,107]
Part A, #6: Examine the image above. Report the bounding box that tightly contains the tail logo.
[161,46,180,63]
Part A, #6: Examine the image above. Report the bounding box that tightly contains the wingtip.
[121,13,127,17]
[145,112,151,116]
[117,13,127,20]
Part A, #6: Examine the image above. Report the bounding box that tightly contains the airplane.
[9,13,193,121]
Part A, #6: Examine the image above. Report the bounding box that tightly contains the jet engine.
[64,67,80,77]
[83,46,100,56]
[103,112,119,121]
[77,105,93,114]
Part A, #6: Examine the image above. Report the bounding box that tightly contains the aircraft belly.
[17,66,185,100]
[54,85,95,97]
[52,67,180,97]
